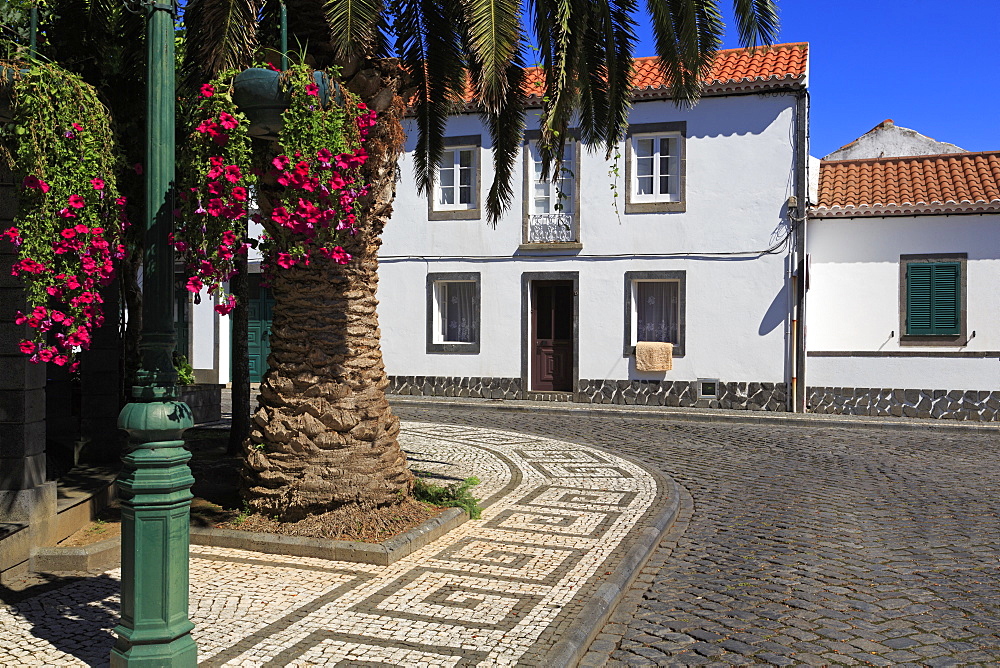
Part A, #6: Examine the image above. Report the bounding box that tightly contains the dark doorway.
[248,274,274,383]
[531,281,574,391]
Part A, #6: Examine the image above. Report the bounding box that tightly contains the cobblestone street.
[393,402,1000,667]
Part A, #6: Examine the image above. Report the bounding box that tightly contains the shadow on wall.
[759,287,788,336]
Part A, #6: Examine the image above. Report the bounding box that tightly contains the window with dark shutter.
[906,262,961,336]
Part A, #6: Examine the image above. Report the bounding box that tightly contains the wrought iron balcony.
[527,213,576,243]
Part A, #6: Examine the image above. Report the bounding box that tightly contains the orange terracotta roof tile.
[494,42,807,103]
[812,151,1000,217]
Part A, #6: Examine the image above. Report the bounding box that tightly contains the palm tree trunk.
[242,59,411,521]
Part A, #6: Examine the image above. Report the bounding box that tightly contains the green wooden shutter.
[906,262,961,336]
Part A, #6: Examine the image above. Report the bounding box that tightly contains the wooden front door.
[248,274,275,383]
[531,281,574,391]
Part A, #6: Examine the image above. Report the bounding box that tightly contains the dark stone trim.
[578,379,786,410]
[624,121,687,214]
[899,252,968,345]
[425,272,481,354]
[808,385,1000,421]
[520,272,580,395]
[808,350,1000,358]
[623,270,686,357]
[516,242,583,254]
[427,135,482,221]
[387,376,787,411]
[386,375,522,400]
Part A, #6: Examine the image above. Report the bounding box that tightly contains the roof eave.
[809,201,1000,218]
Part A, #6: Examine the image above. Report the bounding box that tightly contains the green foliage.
[413,475,483,519]
[173,353,195,385]
[0,59,125,366]
[278,64,355,160]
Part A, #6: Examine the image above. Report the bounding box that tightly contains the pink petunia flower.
[68,194,86,209]
[200,84,215,97]
[305,83,319,96]
[90,177,105,190]
[23,175,51,193]
[219,112,239,130]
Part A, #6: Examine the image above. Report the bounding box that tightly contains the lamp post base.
[110,632,198,667]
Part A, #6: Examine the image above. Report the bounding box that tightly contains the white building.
[806,150,1000,419]
[377,43,810,410]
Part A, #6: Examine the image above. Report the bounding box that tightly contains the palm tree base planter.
[232,68,330,139]
[30,506,467,572]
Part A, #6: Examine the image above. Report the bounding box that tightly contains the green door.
[248,274,275,383]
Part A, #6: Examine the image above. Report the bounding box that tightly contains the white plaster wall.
[806,213,1000,390]
[378,93,799,385]
[823,123,965,161]
[190,290,219,382]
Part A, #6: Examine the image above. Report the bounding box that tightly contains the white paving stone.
[0,421,660,667]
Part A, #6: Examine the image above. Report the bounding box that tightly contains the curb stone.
[545,478,683,667]
[389,395,1000,433]
[30,507,468,574]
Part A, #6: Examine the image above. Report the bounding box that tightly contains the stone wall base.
[808,386,1000,421]
[577,379,788,410]
[387,376,789,411]
[387,376,523,400]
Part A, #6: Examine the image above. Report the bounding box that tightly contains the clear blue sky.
[634,0,1000,158]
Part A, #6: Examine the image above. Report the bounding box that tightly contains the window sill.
[900,335,967,347]
[624,200,686,214]
[518,242,583,254]
[428,208,481,221]
[623,345,685,358]
[427,342,481,354]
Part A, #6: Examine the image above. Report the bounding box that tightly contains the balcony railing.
[527,213,576,243]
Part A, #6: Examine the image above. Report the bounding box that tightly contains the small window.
[905,262,960,335]
[698,379,720,399]
[624,122,686,214]
[900,254,966,345]
[624,271,686,357]
[631,134,680,202]
[426,272,480,353]
[632,280,679,344]
[435,148,476,210]
[429,136,481,221]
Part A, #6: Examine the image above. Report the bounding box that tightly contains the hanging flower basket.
[232,68,330,139]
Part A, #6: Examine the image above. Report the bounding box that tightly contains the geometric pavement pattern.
[0,421,662,667]
[390,403,1000,667]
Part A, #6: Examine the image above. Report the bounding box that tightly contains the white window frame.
[629,279,680,346]
[434,146,477,211]
[624,121,686,214]
[623,271,686,357]
[528,140,576,216]
[426,272,481,353]
[629,132,682,204]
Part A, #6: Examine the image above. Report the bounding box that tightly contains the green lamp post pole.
[110,0,198,665]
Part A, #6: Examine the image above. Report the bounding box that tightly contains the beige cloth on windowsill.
[635,341,673,371]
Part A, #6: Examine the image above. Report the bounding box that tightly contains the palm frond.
[731,0,779,49]
[481,62,526,224]
[181,0,261,88]
[645,0,723,104]
[392,0,467,195]
[462,0,521,116]
[325,0,389,61]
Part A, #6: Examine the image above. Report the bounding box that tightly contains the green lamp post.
[110,0,198,664]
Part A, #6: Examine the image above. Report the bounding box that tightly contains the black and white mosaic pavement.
[0,422,663,667]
